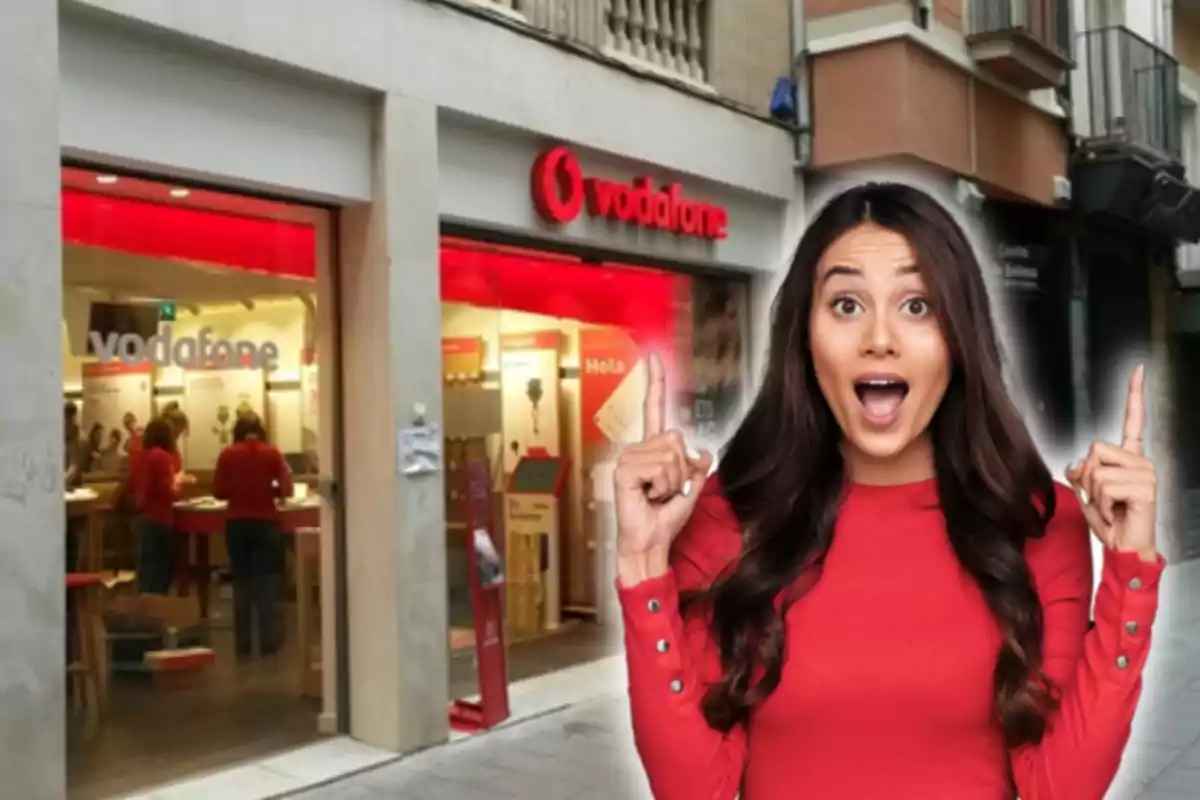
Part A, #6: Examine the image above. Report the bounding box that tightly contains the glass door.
[61,165,342,798]
[438,236,750,719]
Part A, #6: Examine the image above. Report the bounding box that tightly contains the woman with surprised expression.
[614,182,1163,800]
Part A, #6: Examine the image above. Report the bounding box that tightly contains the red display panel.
[438,241,689,354]
[62,189,317,279]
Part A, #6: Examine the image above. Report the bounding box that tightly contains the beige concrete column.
[339,92,450,752]
[0,1,65,797]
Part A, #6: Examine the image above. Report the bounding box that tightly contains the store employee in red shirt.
[214,414,293,657]
[133,418,189,595]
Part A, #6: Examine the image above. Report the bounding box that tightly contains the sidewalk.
[294,558,1200,800]
[294,694,647,800]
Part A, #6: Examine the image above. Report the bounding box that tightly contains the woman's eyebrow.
[819,263,918,286]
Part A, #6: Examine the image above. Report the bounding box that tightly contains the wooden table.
[66,494,105,573]
[172,500,322,695]
[172,501,320,618]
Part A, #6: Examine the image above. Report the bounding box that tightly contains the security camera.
[955,178,985,214]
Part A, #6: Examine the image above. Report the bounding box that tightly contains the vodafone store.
[53,108,792,799]
[433,122,779,708]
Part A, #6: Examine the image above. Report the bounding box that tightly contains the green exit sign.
[158,301,177,322]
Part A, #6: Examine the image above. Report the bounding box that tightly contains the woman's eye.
[831,298,861,316]
[903,298,931,317]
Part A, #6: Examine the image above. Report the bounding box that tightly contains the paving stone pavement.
[292,696,652,800]
[294,559,1200,800]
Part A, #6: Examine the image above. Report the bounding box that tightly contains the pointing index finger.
[642,352,665,440]
[1121,363,1146,455]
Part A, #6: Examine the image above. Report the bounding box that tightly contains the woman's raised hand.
[1066,364,1159,562]
[613,353,713,578]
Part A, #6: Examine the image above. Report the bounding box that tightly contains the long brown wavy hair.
[689,182,1058,749]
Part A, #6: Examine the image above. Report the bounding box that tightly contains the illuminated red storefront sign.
[531,145,729,240]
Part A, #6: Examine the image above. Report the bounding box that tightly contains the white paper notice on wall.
[398,424,442,476]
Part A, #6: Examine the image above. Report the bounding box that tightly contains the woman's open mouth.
[853,375,909,429]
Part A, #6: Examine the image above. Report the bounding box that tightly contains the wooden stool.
[66,573,105,731]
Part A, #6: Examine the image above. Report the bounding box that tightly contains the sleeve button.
[1124,621,1139,635]
[647,599,661,613]
[669,679,684,693]
[1128,577,1143,591]
[656,639,670,653]
[1116,655,1130,670]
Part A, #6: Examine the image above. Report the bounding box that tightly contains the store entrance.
[61,167,342,799]
[439,237,749,705]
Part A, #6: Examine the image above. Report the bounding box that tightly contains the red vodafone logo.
[531,146,585,224]
[530,145,729,241]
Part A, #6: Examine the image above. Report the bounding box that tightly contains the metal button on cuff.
[648,599,661,613]
[1116,655,1130,670]
[669,679,684,693]
[1125,621,1139,635]
[656,639,670,653]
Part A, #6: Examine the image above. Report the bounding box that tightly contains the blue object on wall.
[770,76,797,122]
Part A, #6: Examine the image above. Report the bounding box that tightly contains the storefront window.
[440,237,748,706]
[61,168,337,798]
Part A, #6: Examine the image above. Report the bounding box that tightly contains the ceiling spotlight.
[95,175,119,185]
[169,187,190,198]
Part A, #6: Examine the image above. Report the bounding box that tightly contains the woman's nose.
[860,311,898,357]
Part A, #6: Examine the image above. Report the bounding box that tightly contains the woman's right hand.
[613,353,713,584]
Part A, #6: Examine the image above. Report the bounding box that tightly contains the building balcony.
[1070,27,1200,241]
[1076,26,1182,162]
[461,0,709,88]
[966,0,1073,90]
[454,0,791,118]
[603,0,711,88]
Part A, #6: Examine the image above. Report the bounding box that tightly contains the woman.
[213,414,292,656]
[120,412,141,456]
[122,405,193,512]
[63,401,84,490]
[614,183,1163,800]
[98,428,123,473]
[133,418,188,595]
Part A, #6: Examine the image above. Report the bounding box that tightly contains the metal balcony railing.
[1077,26,1182,162]
[969,0,1071,58]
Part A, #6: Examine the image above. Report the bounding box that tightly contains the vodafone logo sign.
[530,145,729,240]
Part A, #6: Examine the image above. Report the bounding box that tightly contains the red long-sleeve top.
[134,447,181,525]
[213,439,292,521]
[126,435,180,486]
[618,476,1165,800]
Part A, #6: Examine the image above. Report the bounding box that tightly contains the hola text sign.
[531,145,729,240]
[90,326,280,371]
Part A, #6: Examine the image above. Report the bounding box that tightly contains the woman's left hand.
[1066,364,1158,562]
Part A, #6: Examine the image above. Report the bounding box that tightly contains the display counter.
[172,495,320,614]
[173,495,323,696]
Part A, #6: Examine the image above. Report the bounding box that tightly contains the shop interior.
[61,167,333,800]
[439,238,749,702]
